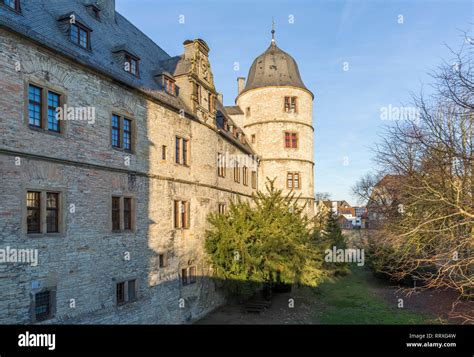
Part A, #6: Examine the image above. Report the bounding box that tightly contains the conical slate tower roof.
[242,41,311,96]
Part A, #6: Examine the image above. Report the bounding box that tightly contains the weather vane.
[271,17,276,43]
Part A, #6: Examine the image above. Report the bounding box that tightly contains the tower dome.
[242,41,312,96]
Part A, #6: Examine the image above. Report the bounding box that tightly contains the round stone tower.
[236,36,315,216]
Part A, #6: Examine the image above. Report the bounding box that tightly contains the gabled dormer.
[112,46,140,77]
[85,3,102,21]
[172,39,218,124]
[57,12,93,50]
[154,72,178,96]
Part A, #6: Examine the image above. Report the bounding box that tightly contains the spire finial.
[271,17,276,44]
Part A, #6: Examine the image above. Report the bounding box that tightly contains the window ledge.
[28,125,65,137]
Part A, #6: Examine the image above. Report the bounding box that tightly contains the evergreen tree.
[205,179,328,297]
[322,214,349,275]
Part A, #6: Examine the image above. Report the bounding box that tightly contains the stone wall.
[0,28,255,324]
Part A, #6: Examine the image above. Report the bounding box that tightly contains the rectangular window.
[175,136,181,164]
[174,200,190,229]
[112,115,120,148]
[234,162,240,183]
[112,196,121,231]
[47,91,60,132]
[123,198,132,231]
[182,139,188,166]
[251,134,256,144]
[217,153,226,178]
[218,203,226,215]
[4,0,19,11]
[162,145,167,160]
[287,172,301,190]
[164,77,175,95]
[111,115,133,152]
[194,83,201,105]
[116,282,125,304]
[189,266,196,284]
[123,119,132,152]
[28,85,42,128]
[246,107,251,117]
[70,23,90,49]
[159,253,167,268]
[127,279,136,301]
[116,280,137,305]
[287,172,293,189]
[284,96,297,113]
[251,171,257,189]
[182,267,196,286]
[181,268,188,285]
[284,131,298,148]
[208,93,213,112]
[175,137,189,166]
[111,196,134,232]
[243,166,248,186]
[125,54,139,77]
[34,290,52,321]
[46,193,59,233]
[27,191,41,234]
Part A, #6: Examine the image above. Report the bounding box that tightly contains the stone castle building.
[0,0,314,324]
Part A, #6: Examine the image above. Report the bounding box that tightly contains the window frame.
[243,166,248,186]
[182,266,197,286]
[111,114,134,153]
[284,131,299,149]
[70,21,91,50]
[284,96,298,113]
[251,171,257,189]
[2,0,20,12]
[217,152,226,178]
[24,189,65,237]
[174,200,190,229]
[116,279,138,306]
[31,288,56,323]
[286,172,301,190]
[175,136,190,167]
[124,53,140,77]
[25,82,66,136]
[233,161,240,183]
[110,195,135,233]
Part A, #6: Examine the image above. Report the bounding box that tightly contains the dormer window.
[124,54,139,77]
[2,0,20,12]
[92,7,100,20]
[70,22,91,49]
[164,77,176,95]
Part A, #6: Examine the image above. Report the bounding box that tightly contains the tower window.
[287,172,301,190]
[284,131,298,149]
[251,134,256,144]
[284,96,297,113]
[246,107,251,116]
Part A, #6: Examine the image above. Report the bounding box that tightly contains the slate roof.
[243,41,312,97]
[224,106,244,115]
[0,0,256,154]
[0,0,190,112]
[216,101,255,155]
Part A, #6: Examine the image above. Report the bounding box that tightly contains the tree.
[322,214,349,275]
[205,180,328,298]
[353,36,473,322]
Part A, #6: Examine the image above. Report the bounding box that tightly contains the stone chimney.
[237,77,245,95]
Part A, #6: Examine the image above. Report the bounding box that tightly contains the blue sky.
[116,0,472,205]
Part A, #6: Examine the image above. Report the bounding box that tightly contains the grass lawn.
[311,267,436,324]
